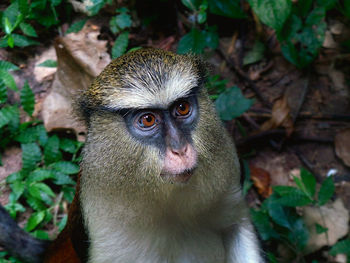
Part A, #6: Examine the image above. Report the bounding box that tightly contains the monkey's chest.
[87,222,226,263]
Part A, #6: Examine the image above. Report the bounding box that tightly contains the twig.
[216,48,272,108]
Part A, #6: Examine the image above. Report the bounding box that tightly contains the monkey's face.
[81,48,237,191]
[122,92,199,183]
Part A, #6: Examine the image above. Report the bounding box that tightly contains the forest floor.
[0,1,350,262]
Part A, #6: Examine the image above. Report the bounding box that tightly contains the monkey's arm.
[224,222,264,263]
[0,204,49,263]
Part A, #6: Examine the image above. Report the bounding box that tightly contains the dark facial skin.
[123,93,199,155]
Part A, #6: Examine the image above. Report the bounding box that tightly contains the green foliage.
[38,60,57,68]
[178,0,220,54]
[251,168,335,260]
[330,239,350,257]
[0,0,66,48]
[215,86,254,120]
[20,81,35,116]
[66,19,87,34]
[207,0,246,19]
[177,27,219,54]
[0,60,82,246]
[112,31,130,59]
[248,0,292,31]
[110,8,132,59]
[249,0,332,68]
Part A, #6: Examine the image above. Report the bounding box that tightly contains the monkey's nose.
[171,144,188,156]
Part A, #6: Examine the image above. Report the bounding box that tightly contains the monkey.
[0,48,263,263]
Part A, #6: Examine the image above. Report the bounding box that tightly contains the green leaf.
[182,0,201,10]
[20,81,35,116]
[345,0,350,18]
[317,0,337,10]
[2,1,20,28]
[0,34,40,48]
[273,186,312,206]
[215,86,254,120]
[51,161,80,174]
[19,22,38,37]
[38,59,57,67]
[21,143,42,172]
[25,211,45,231]
[112,31,129,59]
[177,28,207,54]
[27,169,53,183]
[247,0,291,31]
[4,17,13,35]
[18,0,30,15]
[58,214,68,232]
[66,18,87,34]
[86,0,108,15]
[293,0,312,17]
[26,195,46,211]
[287,217,309,250]
[0,60,19,71]
[330,239,350,256]
[318,176,334,206]
[204,26,219,49]
[0,80,7,104]
[6,171,25,184]
[115,11,132,30]
[266,197,291,229]
[0,70,18,91]
[44,135,62,165]
[62,186,76,202]
[315,223,328,234]
[0,105,19,129]
[52,171,76,185]
[299,167,316,198]
[250,209,279,240]
[59,138,77,153]
[208,0,246,18]
[9,181,25,201]
[242,161,252,196]
[15,124,43,143]
[31,230,49,240]
[243,41,265,65]
[4,202,25,219]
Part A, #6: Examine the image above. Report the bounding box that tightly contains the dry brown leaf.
[323,30,338,49]
[250,165,272,198]
[260,96,294,135]
[303,199,349,253]
[335,129,350,167]
[42,21,111,140]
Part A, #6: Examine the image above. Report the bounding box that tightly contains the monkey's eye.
[137,113,158,129]
[174,101,191,117]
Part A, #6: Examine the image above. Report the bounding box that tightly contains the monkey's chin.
[160,168,195,183]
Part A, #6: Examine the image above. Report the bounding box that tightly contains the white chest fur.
[87,219,226,263]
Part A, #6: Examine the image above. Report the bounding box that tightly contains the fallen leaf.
[303,199,349,253]
[260,96,294,135]
[335,129,350,167]
[42,21,111,140]
[250,165,272,198]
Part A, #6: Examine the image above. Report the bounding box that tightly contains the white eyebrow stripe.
[104,67,198,109]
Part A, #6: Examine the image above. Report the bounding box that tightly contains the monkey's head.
[80,48,239,200]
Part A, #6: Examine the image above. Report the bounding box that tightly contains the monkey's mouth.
[160,168,195,183]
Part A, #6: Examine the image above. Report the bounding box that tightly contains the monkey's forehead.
[84,48,205,109]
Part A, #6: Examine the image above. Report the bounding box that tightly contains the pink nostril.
[171,145,188,156]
